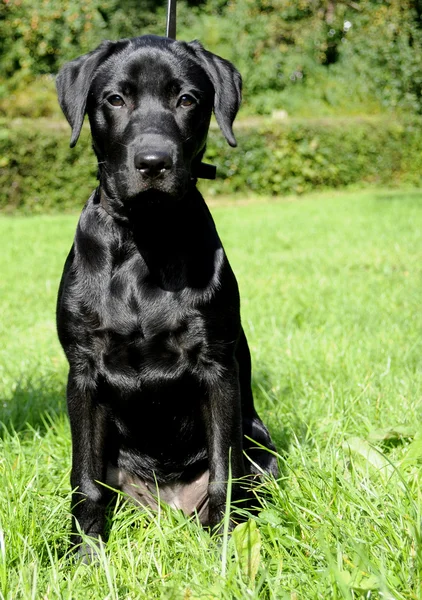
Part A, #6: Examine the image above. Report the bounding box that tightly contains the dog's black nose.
[134,151,173,178]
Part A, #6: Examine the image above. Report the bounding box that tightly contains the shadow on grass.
[0,376,67,436]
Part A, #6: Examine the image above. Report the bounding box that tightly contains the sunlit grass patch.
[1,189,421,598]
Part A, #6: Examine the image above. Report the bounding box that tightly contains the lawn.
[0,188,421,599]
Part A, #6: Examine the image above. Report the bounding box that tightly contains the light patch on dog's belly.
[106,465,209,524]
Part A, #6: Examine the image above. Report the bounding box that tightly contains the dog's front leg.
[67,371,110,559]
[203,368,246,531]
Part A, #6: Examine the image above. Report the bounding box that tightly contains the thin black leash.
[166,0,177,39]
[165,0,216,180]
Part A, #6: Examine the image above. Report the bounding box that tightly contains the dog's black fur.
[56,35,277,555]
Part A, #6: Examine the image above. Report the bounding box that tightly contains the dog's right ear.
[56,41,115,148]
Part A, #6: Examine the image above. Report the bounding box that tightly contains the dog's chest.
[89,255,212,380]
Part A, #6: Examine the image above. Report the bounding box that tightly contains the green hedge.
[1,115,422,213]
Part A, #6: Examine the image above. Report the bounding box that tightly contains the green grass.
[1,188,422,599]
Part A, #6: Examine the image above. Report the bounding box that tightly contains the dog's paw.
[77,542,101,564]
[247,450,279,479]
[70,534,103,565]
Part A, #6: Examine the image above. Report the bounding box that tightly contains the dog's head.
[56,35,241,208]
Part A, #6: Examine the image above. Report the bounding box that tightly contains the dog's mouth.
[101,161,191,205]
[126,169,190,201]
[97,185,191,225]
[124,188,187,207]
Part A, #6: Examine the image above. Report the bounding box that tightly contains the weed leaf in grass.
[399,428,422,485]
[258,509,283,527]
[343,437,394,479]
[368,425,416,445]
[337,569,379,594]
[231,519,261,585]
[400,429,422,465]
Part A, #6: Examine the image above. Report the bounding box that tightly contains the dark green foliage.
[2,1,422,116]
[1,116,421,213]
[0,120,96,213]
[205,116,422,195]
[0,0,165,83]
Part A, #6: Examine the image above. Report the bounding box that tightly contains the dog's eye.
[178,95,196,108]
[107,95,125,107]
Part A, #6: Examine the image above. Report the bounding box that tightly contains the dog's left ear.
[56,41,116,147]
[188,41,242,147]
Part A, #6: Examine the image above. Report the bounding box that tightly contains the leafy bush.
[206,116,422,195]
[0,120,95,213]
[1,115,422,213]
[2,1,422,117]
[0,76,60,119]
[0,0,165,84]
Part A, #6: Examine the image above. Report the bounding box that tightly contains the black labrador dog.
[56,35,277,555]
